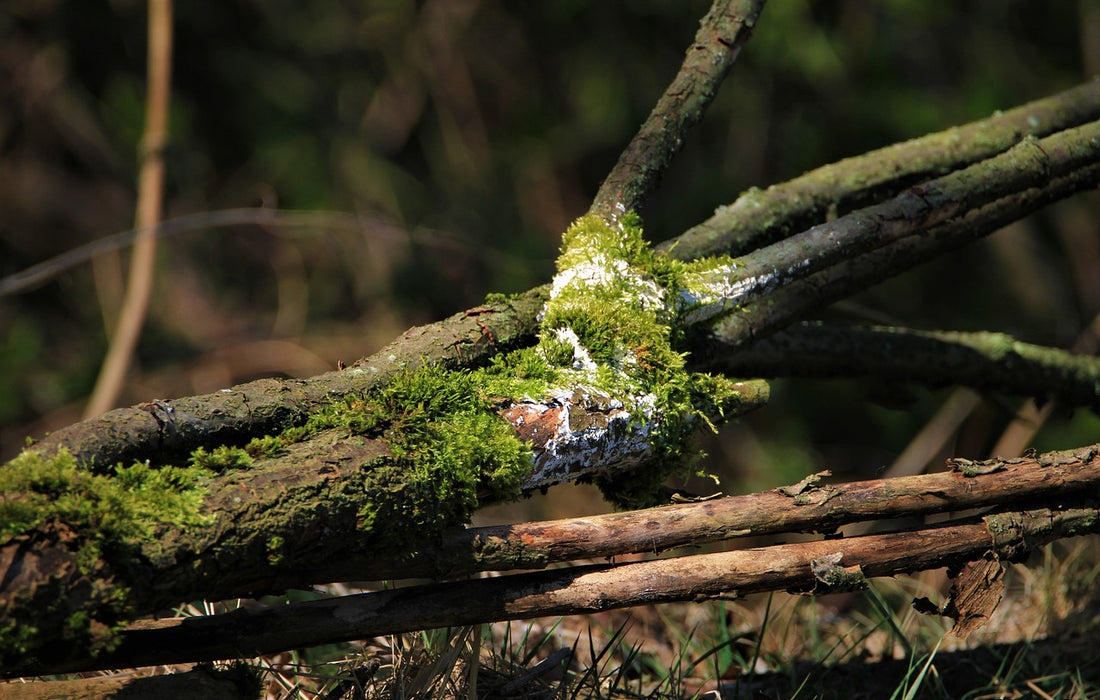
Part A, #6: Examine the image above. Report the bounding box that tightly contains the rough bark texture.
[0,665,260,700]
[31,289,548,470]
[13,501,1100,677]
[662,78,1100,260]
[336,444,1100,581]
[697,323,1100,410]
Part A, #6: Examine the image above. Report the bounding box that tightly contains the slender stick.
[324,445,1100,582]
[84,0,174,419]
[589,0,767,219]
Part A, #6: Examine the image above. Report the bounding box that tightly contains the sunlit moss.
[0,448,215,663]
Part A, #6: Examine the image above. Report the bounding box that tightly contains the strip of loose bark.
[589,0,767,219]
[709,160,1100,347]
[693,323,1100,410]
[661,78,1100,260]
[712,120,1100,311]
[324,444,1100,581]
[15,503,1100,678]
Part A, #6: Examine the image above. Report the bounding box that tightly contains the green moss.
[539,213,746,508]
[245,434,285,459]
[253,363,537,557]
[0,448,215,665]
[266,535,286,565]
[0,449,214,542]
[189,445,253,471]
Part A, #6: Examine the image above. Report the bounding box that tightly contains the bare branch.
[327,444,1100,581]
[661,78,1100,260]
[712,160,1100,346]
[589,0,767,219]
[711,120,1100,313]
[693,323,1100,410]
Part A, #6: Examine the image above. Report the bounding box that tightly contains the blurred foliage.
[0,1,1097,496]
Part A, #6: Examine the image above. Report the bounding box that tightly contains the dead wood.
[12,501,1099,677]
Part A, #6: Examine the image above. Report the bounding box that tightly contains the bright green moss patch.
[537,213,745,507]
[0,448,216,665]
[189,445,253,471]
[257,362,538,556]
[0,449,214,544]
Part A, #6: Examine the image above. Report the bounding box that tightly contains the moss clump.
[0,448,216,664]
[189,445,253,471]
[538,213,744,508]
[258,363,537,556]
[0,449,214,545]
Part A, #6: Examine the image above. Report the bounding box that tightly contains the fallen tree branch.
[709,119,1100,312]
[336,444,1100,581]
[710,159,1100,346]
[15,500,1100,678]
[0,665,259,700]
[589,0,767,219]
[28,82,1100,472]
[661,78,1100,260]
[694,323,1100,410]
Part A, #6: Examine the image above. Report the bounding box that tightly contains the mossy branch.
[30,81,1100,472]
[660,78,1100,260]
[11,444,1100,676]
[589,0,767,219]
[692,322,1100,410]
[711,119,1100,312]
[712,159,1100,346]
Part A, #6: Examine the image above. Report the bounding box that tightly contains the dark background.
[2,1,1098,513]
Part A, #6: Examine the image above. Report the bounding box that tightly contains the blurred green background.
[1,1,1098,512]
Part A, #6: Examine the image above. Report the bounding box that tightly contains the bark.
[589,0,767,219]
[709,158,1100,346]
[7,444,1097,677]
[31,289,548,470]
[13,502,1100,678]
[339,444,1100,581]
[695,323,1100,410]
[711,120,1100,310]
[661,79,1100,260]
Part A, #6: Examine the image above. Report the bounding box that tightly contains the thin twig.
[0,208,535,297]
[589,0,767,219]
[84,0,173,419]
